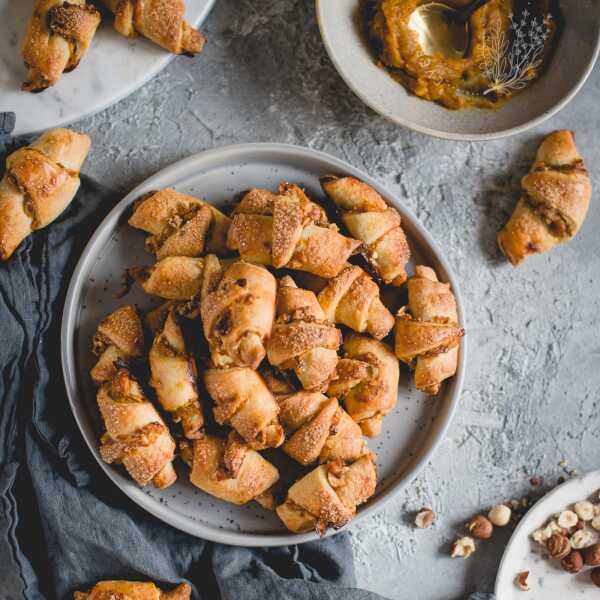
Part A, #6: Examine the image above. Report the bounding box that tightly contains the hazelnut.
[591,567,600,588]
[574,501,595,522]
[561,550,583,573]
[570,528,594,550]
[531,529,546,545]
[547,533,571,560]
[488,504,512,527]
[557,510,578,529]
[516,571,530,591]
[583,543,600,566]
[591,515,600,531]
[465,515,493,540]
[451,536,475,559]
[415,508,435,529]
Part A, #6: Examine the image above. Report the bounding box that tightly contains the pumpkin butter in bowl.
[366,0,560,109]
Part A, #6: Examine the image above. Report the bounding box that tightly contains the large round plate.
[0,0,215,136]
[316,0,600,141]
[61,143,466,546]
[495,471,600,599]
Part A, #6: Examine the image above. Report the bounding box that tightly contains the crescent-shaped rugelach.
[149,311,203,439]
[276,453,377,534]
[74,581,191,600]
[180,433,279,506]
[266,275,341,392]
[320,175,410,285]
[102,0,206,55]
[22,0,101,92]
[497,130,592,265]
[0,128,91,260]
[394,266,463,395]
[317,265,395,340]
[227,183,361,278]
[129,189,231,259]
[201,261,276,369]
[91,305,144,383]
[97,370,177,489]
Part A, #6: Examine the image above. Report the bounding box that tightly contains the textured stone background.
[73,1,599,598]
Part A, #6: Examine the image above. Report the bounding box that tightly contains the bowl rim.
[316,0,600,142]
[61,142,467,546]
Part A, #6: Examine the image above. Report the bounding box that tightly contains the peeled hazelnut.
[583,543,600,566]
[465,515,493,540]
[557,510,578,529]
[561,550,583,573]
[547,533,571,560]
[516,571,530,591]
[451,536,475,559]
[591,567,600,588]
[591,515,600,531]
[488,504,511,527]
[574,501,595,522]
[415,508,435,529]
[570,528,594,550]
[531,529,546,545]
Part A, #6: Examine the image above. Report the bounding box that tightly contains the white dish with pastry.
[0,0,214,135]
[61,142,466,545]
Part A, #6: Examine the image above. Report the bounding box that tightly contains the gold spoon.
[408,0,492,59]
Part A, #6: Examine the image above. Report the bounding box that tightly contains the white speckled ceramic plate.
[316,0,600,141]
[61,143,466,546]
[495,470,600,598]
[0,0,215,136]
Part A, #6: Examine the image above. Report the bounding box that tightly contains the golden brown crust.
[149,311,203,438]
[330,334,399,437]
[204,367,284,449]
[183,434,279,505]
[0,128,90,261]
[317,265,394,340]
[97,370,177,488]
[91,305,144,383]
[276,453,377,534]
[129,189,231,258]
[394,266,463,395]
[103,0,206,55]
[73,581,191,600]
[321,175,410,285]
[266,276,341,391]
[227,183,361,278]
[497,131,592,265]
[22,0,101,92]
[201,261,276,369]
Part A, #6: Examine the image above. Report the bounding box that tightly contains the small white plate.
[61,143,466,546]
[495,470,600,599]
[0,0,215,136]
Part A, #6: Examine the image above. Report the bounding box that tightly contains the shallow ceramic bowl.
[62,143,466,546]
[316,0,600,141]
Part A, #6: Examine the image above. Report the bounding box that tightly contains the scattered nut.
[570,528,595,550]
[591,515,600,531]
[451,536,475,559]
[591,567,600,588]
[557,510,578,529]
[489,504,512,527]
[561,550,583,573]
[531,529,546,545]
[465,515,493,540]
[516,571,530,591]
[574,501,595,522]
[547,533,571,560]
[415,508,435,529]
[583,543,600,566]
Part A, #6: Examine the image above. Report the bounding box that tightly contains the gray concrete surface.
[74,1,600,598]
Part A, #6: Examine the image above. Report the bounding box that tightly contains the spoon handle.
[459,0,492,23]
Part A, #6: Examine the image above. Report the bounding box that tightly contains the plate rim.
[7,0,216,136]
[494,470,600,598]
[61,141,467,546]
[315,0,600,142]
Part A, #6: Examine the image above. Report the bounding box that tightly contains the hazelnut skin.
[465,515,493,540]
[583,544,600,566]
[561,550,583,573]
[591,567,600,588]
[547,533,571,560]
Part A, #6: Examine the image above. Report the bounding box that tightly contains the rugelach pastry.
[74,581,191,600]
